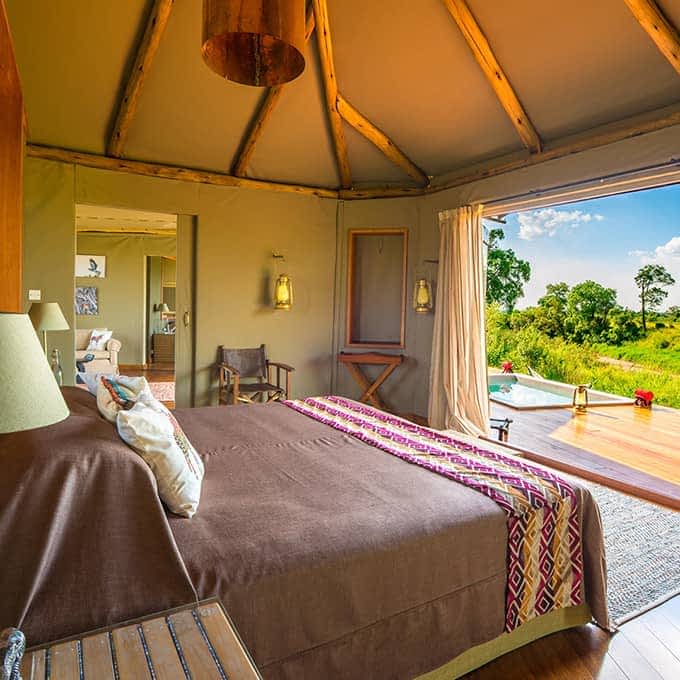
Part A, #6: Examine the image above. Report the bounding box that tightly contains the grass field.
[594,326,680,374]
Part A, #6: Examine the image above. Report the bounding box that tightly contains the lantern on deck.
[202,0,306,87]
[572,384,590,414]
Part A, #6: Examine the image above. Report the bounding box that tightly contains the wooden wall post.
[0,0,24,313]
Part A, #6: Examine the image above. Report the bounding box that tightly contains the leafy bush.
[487,306,680,409]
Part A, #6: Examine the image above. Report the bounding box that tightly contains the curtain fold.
[428,205,490,437]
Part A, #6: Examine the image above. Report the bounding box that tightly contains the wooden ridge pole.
[232,6,316,176]
[623,0,680,74]
[108,0,174,157]
[312,0,352,188]
[441,0,542,153]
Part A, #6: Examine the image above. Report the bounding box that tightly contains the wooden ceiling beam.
[232,6,316,177]
[27,145,338,199]
[340,105,680,199]
[107,0,174,158]
[312,0,352,188]
[28,107,679,202]
[623,0,680,74]
[441,0,542,153]
[337,93,429,186]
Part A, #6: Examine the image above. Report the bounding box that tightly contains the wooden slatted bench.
[21,599,261,679]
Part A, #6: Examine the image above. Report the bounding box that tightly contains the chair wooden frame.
[218,344,294,405]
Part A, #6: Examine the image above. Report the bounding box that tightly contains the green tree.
[536,282,570,337]
[606,308,642,344]
[486,228,531,312]
[635,264,676,332]
[565,280,618,342]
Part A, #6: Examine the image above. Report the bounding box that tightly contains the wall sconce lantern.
[572,384,590,414]
[273,253,293,310]
[202,0,306,87]
[274,274,293,310]
[413,278,433,313]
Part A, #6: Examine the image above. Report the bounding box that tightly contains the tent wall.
[23,157,337,406]
[22,123,680,411]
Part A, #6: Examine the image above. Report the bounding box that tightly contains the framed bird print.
[76,254,106,278]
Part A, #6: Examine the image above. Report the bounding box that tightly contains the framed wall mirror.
[346,228,408,348]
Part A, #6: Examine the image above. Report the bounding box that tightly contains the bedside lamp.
[0,313,69,434]
[28,302,69,355]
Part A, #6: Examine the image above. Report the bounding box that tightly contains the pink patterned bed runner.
[283,396,584,632]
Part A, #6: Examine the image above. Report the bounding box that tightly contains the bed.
[0,388,609,679]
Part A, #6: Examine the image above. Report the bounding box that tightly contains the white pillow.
[87,329,113,350]
[96,375,153,422]
[116,393,204,518]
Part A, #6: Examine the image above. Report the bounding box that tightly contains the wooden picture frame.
[346,228,408,348]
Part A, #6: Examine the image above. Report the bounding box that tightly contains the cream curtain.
[428,205,490,437]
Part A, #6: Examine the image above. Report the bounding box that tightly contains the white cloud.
[653,235,680,260]
[517,208,605,241]
[631,236,680,264]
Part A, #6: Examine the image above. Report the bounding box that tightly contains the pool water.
[489,382,572,408]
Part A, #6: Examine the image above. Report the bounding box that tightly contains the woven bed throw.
[284,396,584,631]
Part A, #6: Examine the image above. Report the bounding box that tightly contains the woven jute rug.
[581,480,680,625]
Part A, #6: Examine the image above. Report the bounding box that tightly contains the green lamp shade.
[28,302,70,331]
[0,313,69,434]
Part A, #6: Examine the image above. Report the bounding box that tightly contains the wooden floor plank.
[603,628,664,680]
[141,616,187,679]
[168,609,223,680]
[50,639,80,680]
[564,626,628,680]
[462,597,680,679]
[81,632,115,679]
[111,625,152,679]
[517,632,593,679]
[197,602,261,679]
[617,619,680,678]
[638,609,680,663]
[657,595,680,625]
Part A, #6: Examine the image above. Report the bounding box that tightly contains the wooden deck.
[490,402,680,509]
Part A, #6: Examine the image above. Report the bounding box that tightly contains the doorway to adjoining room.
[74,204,178,406]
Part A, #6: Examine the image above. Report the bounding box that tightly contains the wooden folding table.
[338,352,404,410]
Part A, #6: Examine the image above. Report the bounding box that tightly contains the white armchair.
[75,329,122,374]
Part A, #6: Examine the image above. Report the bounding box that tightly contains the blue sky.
[496,184,680,310]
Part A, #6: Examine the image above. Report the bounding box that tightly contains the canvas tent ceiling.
[6,0,680,194]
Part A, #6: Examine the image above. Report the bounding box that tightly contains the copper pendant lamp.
[202,0,306,87]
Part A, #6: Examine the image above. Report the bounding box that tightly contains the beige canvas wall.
[76,234,176,366]
[23,124,680,412]
[23,160,76,379]
[23,157,337,406]
[333,198,435,419]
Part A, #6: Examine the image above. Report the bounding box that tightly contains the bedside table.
[21,599,261,679]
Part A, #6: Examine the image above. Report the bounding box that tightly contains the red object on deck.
[634,389,654,407]
[502,361,514,374]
